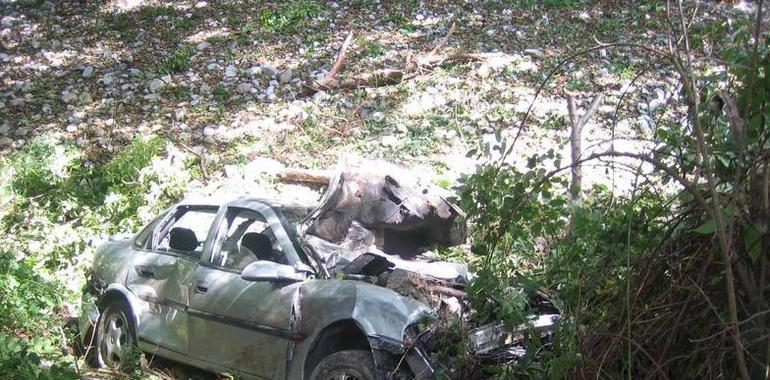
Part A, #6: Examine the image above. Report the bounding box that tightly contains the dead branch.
[276,168,332,185]
[303,31,354,95]
[302,23,494,95]
[425,22,456,60]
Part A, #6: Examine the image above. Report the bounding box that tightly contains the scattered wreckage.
[80,158,558,379]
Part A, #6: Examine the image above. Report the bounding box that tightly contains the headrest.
[241,232,272,260]
[169,227,198,252]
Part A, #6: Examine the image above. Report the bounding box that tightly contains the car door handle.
[194,281,209,294]
[135,266,155,278]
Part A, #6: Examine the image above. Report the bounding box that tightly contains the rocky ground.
[4,0,753,195]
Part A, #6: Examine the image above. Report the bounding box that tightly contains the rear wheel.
[95,300,136,369]
[310,349,380,380]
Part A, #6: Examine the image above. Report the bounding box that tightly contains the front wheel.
[310,349,380,380]
[95,300,137,369]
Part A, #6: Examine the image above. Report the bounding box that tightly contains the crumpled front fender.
[297,279,432,348]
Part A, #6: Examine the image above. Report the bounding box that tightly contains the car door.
[188,203,303,379]
[126,204,219,357]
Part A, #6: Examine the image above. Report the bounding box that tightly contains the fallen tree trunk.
[302,23,507,95]
[276,168,332,185]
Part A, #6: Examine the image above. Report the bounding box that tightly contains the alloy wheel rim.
[101,310,129,367]
[329,370,361,380]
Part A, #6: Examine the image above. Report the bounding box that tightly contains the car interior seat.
[169,227,198,252]
[240,232,273,261]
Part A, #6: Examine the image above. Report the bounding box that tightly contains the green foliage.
[155,45,194,75]
[0,135,195,377]
[259,0,324,33]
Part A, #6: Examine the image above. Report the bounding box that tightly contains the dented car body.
[81,159,557,379]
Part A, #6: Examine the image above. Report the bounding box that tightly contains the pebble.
[149,78,166,93]
[82,66,94,78]
[207,63,219,71]
[312,90,328,101]
[247,66,262,77]
[279,68,292,84]
[261,65,278,78]
[381,135,399,147]
[236,82,253,93]
[61,91,78,103]
[66,124,77,132]
[10,98,23,107]
[99,74,114,86]
[196,41,211,51]
[224,65,238,78]
[523,48,544,59]
[0,137,12,146]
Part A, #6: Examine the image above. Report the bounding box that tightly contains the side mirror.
[241,261,306,282]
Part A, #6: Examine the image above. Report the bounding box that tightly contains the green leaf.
[744,224,766,263]
[694,220,716,234]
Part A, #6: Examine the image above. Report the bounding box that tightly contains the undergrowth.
[0,136,196,378]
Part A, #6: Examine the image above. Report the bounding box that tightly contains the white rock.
[578,11,591,21]
[148,78,166,93]
[264,86,274,96]
[598,105,616,116]
[312,90,328,101]
[261,65,278,78]
[0,136,12,146]
[200,83,211,94]
[206,63,219,71]
[196,41,211,51]
[99,73,114,86]
[79,93,93,104]
[236,82,252,93]
[61,91,78,103]
[10,98,23,107]
[82,66,94,78]
[66,124,77,132]
[279,68,292,84]
[224,65,238,78]
[247,66,262,77]
[203,126,216,136]
[381,135,399,147]
[523,48,544,59]
[128,68,142,77]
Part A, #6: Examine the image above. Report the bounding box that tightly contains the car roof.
[177,195,315,215]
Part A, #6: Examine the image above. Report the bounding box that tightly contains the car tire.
[310,349,381,380]
[95,300,137,369]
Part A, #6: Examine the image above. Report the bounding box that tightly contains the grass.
[154,45,194,75]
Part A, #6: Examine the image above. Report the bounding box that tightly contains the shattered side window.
[133,212,165,250]
[211,207,288,272]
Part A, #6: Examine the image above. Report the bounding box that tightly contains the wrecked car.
[80,158,558,379]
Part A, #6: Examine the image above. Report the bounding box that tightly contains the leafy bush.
[0,136,195,377]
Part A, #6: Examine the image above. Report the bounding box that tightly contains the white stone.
[10,98,23,107]
[279,68,292,84]
[206,63,219,71]
[381,135,399,147]
[148,78,166,93]
[82,66,94,78]
[196,41,211,51]
[312,90,328,101]
[99,73,114,86]
[66,124,77,132]
[523,48,544,58]
[261,65,278,78]
[247,66,262,77]
[0,136,12,146]
[61,91,78,103]
[236,82,252,93]
[224,65,238,78]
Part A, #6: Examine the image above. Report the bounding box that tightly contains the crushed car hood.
[299,157,470,282]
